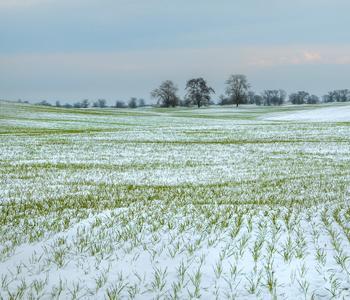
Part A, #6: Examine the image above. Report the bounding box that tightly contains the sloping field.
[265,103,350,122]
[1,101,350,299]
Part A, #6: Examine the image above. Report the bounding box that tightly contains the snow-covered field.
[265,104,350,122]
[1,100,350,299]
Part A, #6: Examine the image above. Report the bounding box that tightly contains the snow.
[265,105,350,122]
[1,101,350,299]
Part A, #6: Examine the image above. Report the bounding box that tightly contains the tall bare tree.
[225,74,250,107]
[185,77,215,108]
[151,80,179,107]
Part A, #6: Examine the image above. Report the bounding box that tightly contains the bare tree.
[138,98,146,107]
[289,91,309,104]
[80,99,89,108]
[247,92,263,106]
[307,95,319,104]
[225,74,250,107]
[185,77,215,108]
[335,89,350,102]
[115,100,126,108]
[36,100,52,106]
[261,90,286,106]
[151,80,179,107]
[73,101,82,108]
[128,97,138,108]
[247,91,256,104]
[93,99,107,108]
[323,89,350,102]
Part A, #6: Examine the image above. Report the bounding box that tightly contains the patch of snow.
[265,105,350,122]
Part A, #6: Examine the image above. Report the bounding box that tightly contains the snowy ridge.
[265,105,350,122]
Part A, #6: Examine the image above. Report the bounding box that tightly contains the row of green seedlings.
[0,201,325,298]
[320,205,350,298]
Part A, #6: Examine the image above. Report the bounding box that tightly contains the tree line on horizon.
[25,74,350,109]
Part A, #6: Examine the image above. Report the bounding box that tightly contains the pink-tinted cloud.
[247,46,350,67]
[303,51,322,62]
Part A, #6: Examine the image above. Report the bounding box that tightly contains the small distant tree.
[93,99,107,108]
[323,92,335,103]
[179,98,191,107]
[55,101,61,107]
[247,91,268,106]
[218,94,231,105]
[151,80,179,107]
[261,90,286,106]
[307,95,319,104]
[253,95,263,106]
[289,91,310,104]
[81,99,89,108]
[128,97,138,108]
[73,101,82,108]
[99,99,107,108]
[185,77,215,108]
[225,74,250,107]
[335,89,350,102]
[36,100,52,106]
[63,103,73,108]
[115,100,126,108]
[323,89,350,102]
[138,98,146,107]
[247,91,256,104]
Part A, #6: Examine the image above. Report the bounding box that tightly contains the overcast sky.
[1,0,350,104]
